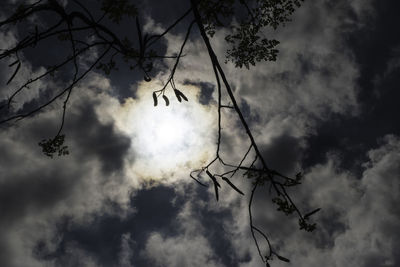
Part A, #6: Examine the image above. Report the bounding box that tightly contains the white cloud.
[1,1,394,267]
[332,135,400,267]
[0,74,136,266]
[174,0,372,140]
[56,242,100,267]
[144,232,223,267]
[242,135,400,267]
[111,81,218,184]
[161,134,400,267]
[142,201,224,267]
[118,233,135,267]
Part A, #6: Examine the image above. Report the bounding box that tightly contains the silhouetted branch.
[190,0,315,265]
[249,180,267,261]
[0,45,112,125]
[147,8,193,47]
[153,20,195,104]
[0,1,316,265]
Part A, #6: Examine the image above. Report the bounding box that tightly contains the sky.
[0,0,400,267]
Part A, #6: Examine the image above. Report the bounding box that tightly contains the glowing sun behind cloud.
[134,103,195,159]
[115,82,217,182]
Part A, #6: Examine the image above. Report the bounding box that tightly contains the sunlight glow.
[135,105,193,158]
[115,83,217,181]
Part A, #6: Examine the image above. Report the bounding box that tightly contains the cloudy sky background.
[1,0,399,266]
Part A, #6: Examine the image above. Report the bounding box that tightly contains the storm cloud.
[1,0,400,267]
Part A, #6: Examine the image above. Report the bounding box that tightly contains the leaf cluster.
[100,0,138,24]
[198,0,235,37]
[272,196,296,215]
[96,59,118,75]
[246,169,319,234]
[199,0,304,69]
[38,134,69,158]
[226,31,280,69]
[1,1,315,265]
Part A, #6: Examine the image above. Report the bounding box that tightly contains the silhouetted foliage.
[0,0,319,265]
[38,134,69,158]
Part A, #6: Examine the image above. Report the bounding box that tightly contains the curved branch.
[0,45,112,125]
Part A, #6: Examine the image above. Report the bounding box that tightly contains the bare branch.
[0,45,112,125]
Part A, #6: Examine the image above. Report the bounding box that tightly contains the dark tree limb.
[0,1,317,265]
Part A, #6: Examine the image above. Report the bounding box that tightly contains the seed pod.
[152,92,158,106]
[144,75,151,82]
[174,89,188,102]
[162,95,169,106]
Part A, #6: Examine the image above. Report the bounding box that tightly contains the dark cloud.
[0,87,134,266]
[141,0,192,33]
[180,187,241,267]
[303,0,400,174]
[0,169,75,226]
[261,133,304,174]
[183,80,215,105]
[67,103,131,174]
[1,0,400,267]
[32,185,184,267]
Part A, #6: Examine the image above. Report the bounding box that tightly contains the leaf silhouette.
[206,170,221,187]
[304,208,321,219]
[206,170,220,201]
[222,177,244,195]
[276,255,290,262]
[213,181,219,201]
[7,61,21,85]
[8,59,19,67]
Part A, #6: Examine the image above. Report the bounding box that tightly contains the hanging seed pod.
[162,95,169,106]
[152,92,158,106]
